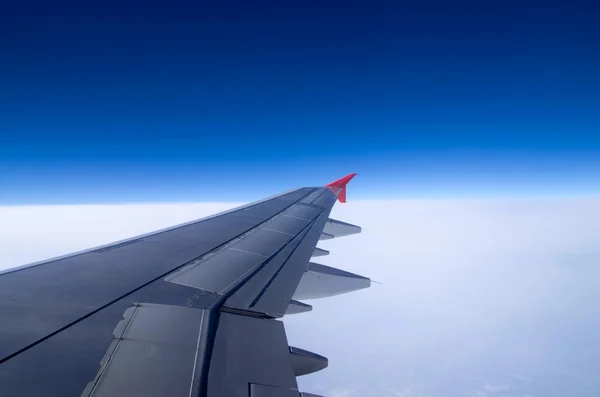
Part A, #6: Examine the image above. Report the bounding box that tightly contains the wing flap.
[83,303,207,397]
[282,203,323,221]
[207,313,298,396]
[263,215,310,235]
[164,248,266,294]
[230,228,298,258]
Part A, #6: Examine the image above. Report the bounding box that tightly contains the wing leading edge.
[0,175,370,397]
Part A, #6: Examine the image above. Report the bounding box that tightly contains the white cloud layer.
[2,198,600,396]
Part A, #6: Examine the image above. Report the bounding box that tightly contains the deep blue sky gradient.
[1,1,600,203]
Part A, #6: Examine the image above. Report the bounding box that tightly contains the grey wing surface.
[0,182,370,397]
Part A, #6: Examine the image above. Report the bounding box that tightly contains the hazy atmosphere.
[3,198,600,396]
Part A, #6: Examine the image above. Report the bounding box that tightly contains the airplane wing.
[0,174,371,397]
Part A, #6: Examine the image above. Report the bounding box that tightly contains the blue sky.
[1,1,599,203]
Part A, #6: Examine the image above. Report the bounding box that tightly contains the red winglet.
[326,173,356,203]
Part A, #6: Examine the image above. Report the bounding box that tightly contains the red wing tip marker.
[325,173,357,203]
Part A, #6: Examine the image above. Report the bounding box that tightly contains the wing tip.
[325,173,357,188]
[325,173,357,203]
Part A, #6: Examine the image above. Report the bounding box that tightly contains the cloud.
[2,198,600,396]
[483,383,512,392]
